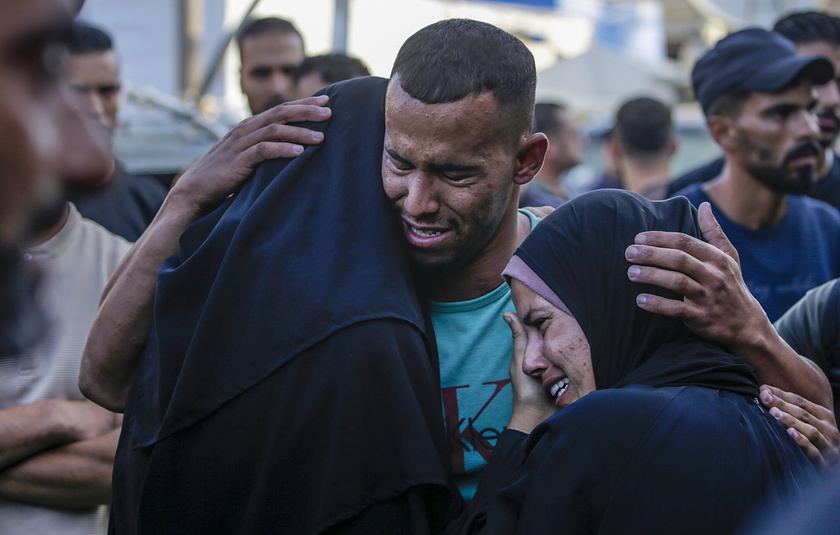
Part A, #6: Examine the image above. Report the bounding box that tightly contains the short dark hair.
[236,17,304,53]
[391,19,536,143]
[774,11,840,46]
[614,97,672,159]
[533,103,568,136]
[707,89,752,118]
[67,22,113,55]
[293,53,370,86]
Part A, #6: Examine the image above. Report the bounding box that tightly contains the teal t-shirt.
[429,210,540,500]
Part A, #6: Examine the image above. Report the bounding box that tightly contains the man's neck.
[621,160,670,197]
[703,160,787,230]
[419,209,532,303]
[66,156,119,192]
[532,167,567,200]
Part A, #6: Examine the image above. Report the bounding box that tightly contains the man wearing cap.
[668,12,840,210]
[674,27,840,322]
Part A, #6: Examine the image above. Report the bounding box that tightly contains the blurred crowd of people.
[3,1,840,534]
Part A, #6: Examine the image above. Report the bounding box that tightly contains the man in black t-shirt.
[62,22,167,241]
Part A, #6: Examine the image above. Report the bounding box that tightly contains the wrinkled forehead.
[384,77,511,145]
[240,31,304,68]
[63,50,120,82]
[743,81,818,114]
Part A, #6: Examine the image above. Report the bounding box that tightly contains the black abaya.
[111,77,459,534]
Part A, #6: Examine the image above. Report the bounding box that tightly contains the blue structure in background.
[468,0,665,63]
[478,0,557,6]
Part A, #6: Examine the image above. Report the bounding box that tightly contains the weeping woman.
[450,190,820,535]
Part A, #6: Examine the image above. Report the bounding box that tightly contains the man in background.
[518,102,582,208]
[237,16,305,115]
[598,96,676,200]
[63,22,168,241]
[668,11,840,211]
[0,0,110,354]
[674,28,840,321]
[0,198,128,535]
[292,52,370,100]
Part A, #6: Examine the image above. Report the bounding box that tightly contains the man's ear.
[605,137,622,163]
[707,115,737,152]
[513,133,548,185]
[668,137,679,158]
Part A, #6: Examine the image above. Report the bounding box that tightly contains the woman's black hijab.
[118,77,456,531]
[512,190,758,396]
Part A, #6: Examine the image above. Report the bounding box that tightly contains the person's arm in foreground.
[625,201,838,464]
[624,202,832,408]
[0,425,120,509]
[0,400,120,509]
[0,400,117,471]
[79,98,331,412]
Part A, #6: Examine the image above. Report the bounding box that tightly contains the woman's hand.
[504,312,557,434]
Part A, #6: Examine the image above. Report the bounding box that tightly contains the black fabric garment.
[115,319,455,534]
[743,465,840,535]
[668,154,840,212]
[66,162,167,241]
[112,76,459,534]
[451,190,819,535]
[456,385,819,535]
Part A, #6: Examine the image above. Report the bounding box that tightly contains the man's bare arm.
[624,202,832,409]
[79,97,331,411]
[0,426,120,509]
[0,400,118,472]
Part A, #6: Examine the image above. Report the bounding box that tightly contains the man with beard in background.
[668,11,840,211]
[675,28,840,321]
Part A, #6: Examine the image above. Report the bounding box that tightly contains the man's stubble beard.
[740,133,820,195]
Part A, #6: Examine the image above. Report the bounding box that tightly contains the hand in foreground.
[504,313,557,434]
[624,201,766,350]
[760,384,839,467]
[172,95,332,216]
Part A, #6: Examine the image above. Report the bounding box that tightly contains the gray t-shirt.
[774,278,837,372]
[0,205,130,535]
